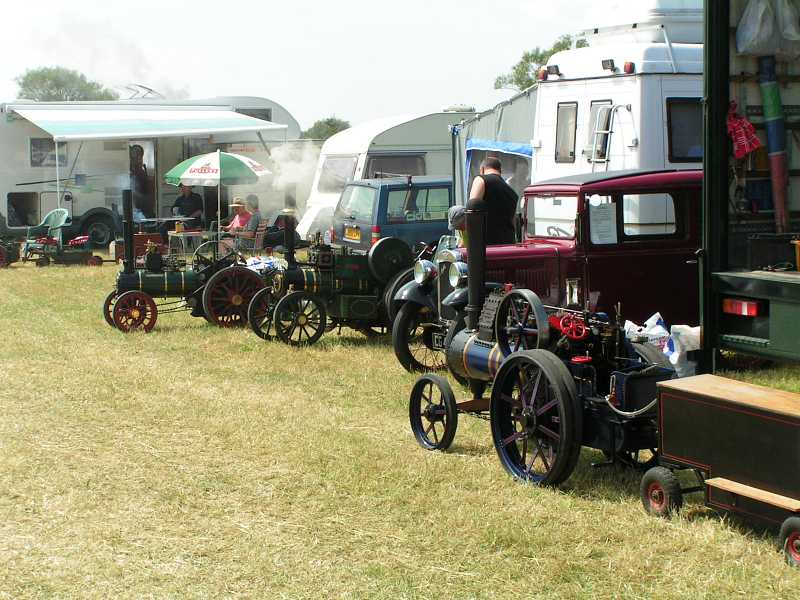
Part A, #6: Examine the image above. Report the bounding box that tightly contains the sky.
[0,0,622,129]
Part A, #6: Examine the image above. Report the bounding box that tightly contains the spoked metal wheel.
[274,291,327,346]
[191,239,236,271]
[247,287,277,340]
[202,266,265,327]
[112,290,158,333]
[495,289,550,355]
[409,374,458,451]
[490,350,582,486]
[103,290,117,328]
[780,517,800,567]
[392,302,446,373]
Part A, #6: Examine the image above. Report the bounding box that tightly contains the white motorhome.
[297,110,476,238]
[454,0,704,222]
[0,96,298,245]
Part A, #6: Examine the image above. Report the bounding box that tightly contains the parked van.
[298,110,476,239]
[0,97,297,245]
[453,0,703,215]
[331,177,453,252]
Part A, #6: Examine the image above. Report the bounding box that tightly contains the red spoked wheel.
[640,467,683,517]
[559,314,589,341]
[780,517,800,567]
[202,266,265,327]
[103,290,117,328]
[113,290,158,333]
[86,255,103,267]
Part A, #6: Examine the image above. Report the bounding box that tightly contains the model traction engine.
[408,197,674,485]
[246,211,413,345]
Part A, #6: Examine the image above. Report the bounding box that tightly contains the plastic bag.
[776,0,800,58]
[663,325,701,378]
[737,0,778,56]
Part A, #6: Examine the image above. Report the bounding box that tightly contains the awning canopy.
[10,106,288,142]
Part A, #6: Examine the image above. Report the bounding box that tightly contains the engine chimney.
[465,197,487,331]
[122,189,134,275]
[282,195,298,268]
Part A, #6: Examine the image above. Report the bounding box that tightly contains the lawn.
[0,262,798,599]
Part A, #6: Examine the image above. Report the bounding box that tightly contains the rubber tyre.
[383,266,414,323]
[490,349,582,486]
[84,216,115,248]
[780,517,800,567]
[392,301,445,373]
[640,466,683,517]
[409,374,458,451]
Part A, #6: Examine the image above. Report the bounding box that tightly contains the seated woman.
[222,198,252,234]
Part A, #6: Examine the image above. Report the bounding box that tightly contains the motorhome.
[297,110,476,238]
[0,96,300,245]
[454,0,704,231]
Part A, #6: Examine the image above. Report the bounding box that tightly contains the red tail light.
[371,225,381,246]
[722,298,760,317]
[327,227,335,243]
[624,62,636,74]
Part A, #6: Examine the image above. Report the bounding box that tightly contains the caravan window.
[364,155,425,179]
[30,139,66,168]
[6,193,39,227]
[667,98,703,162]
[585,100,612,161]
[555,103,578,163]
[468,151,531,198]
[318,155,358,194]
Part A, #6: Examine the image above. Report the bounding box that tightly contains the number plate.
[344,226,361,241]
[432,332,446,350]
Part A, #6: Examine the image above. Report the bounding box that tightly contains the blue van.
[331,177,453,251]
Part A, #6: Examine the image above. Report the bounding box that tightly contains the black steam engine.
[408,198,673,486]
[246,212,414,345]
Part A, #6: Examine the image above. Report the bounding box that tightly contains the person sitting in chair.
[234,195,262,250]
[222,198,252,233]
[161,184,203,241]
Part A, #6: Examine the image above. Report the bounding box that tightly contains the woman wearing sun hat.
[222,197,252,233]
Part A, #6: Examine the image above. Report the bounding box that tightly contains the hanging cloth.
[727,101,762,159]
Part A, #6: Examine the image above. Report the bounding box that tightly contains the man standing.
[468,157,518,245]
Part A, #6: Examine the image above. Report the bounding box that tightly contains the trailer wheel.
[392,301,446,373]
[102,291,117,328]
[495,289,550,355]
[409,374,458,451]
[274,291,327,346]
[35,256,50,268]
[780,517,800,567]
[490,350,582,486]
[247,287,276,341]
[640,466,683,517]
[83,215,115,247]
[86,255,103,267]
[113,290,157,333]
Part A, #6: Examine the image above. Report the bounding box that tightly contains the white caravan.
[0,96,297,244]
[454,0,704,230]
[298,110,476,238]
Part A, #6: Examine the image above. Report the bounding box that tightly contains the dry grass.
[0,261,798,599]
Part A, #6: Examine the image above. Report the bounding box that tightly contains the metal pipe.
[283,195,297,268]
[122,187,134,275]
[465,197,487,331]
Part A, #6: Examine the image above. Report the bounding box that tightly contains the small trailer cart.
[641,374,800,566]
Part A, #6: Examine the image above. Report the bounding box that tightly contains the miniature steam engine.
[103,194,263,333]
[408,198,673,486]
[246,212,414,345]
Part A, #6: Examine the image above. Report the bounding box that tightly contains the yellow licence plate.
[344,226,361,241]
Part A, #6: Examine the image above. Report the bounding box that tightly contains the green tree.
[494,35,588,92]
[15,66,118,101]
[302,117,350,140]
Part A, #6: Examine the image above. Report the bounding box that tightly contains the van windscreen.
[318,156,358,194]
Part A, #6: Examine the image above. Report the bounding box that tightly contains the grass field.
[0,261,798,599]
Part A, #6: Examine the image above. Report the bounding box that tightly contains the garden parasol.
[164,149,270,239]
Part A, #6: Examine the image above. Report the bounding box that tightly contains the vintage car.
[392,169,702,373]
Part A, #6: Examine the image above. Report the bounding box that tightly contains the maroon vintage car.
[489,169,701,325]
[391,169,701,373]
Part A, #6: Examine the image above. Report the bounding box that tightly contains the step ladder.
[589,104,633,172]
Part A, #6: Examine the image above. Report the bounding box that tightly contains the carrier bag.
[776,0,800,58]
[737,0,778,56]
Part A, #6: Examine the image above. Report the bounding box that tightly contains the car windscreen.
[317,155,358,194]
[335,185,377,222]
[526,194,577,238]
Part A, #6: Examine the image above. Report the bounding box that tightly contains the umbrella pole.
[217,148,222,244]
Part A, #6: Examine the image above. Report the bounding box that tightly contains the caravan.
[0,96,298,245]
[454,0,704,212]
[298,110,476,238]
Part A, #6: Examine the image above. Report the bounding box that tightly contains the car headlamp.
[413,260,437,285]
[449,261,469,288]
